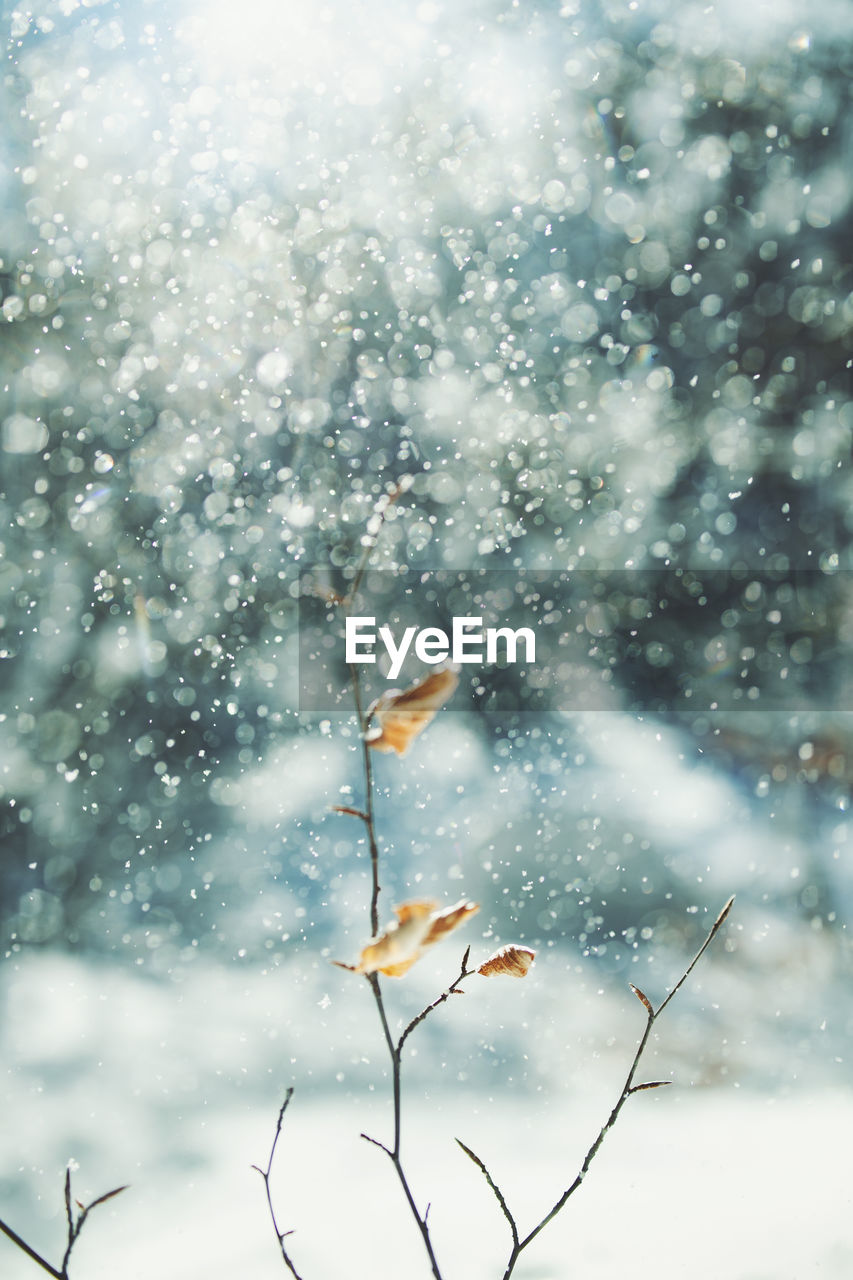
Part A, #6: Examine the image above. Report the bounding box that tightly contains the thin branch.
[338,484,412,930]
[63,1169,73,1243]
[455,1140,519,1250]
[330,805,369,823]
[398,947,474,1057]
[363,971,444,1275]
[342,485,411,935]
[76,1185,128,1215]
[1,1166,126,1280]
[365,1131,445,1280]
[0,1217,62,1280]
[356,901,446,1280]
[476,896,736,1280]
[349,663,382,937]
[60,1168,75,1278]
[656,894,735,1017]
[360,1133,393,1159]
[252,1089,305,1280]
[336,492,448,1280]
[367,973,401,1155]
[60,1173,127,1278]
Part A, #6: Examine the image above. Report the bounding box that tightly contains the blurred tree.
[1,0,850,955]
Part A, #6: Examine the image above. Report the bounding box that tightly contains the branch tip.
[629,983,654,1015]
[86,1185,128,1211]
[330,804,369,822]
[456,1139,519,1249]
[714,894,736,930]
[360,1132,393,1158]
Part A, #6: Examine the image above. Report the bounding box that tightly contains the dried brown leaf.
[422,901,480,948]
[630,1080,673,1093]
[478,944,536,978]
[365,667,459,755]
[335,898,479,978]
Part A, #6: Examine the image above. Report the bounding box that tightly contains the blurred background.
[1,0,851,1275]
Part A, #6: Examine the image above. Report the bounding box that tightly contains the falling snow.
[1,0,852,1275]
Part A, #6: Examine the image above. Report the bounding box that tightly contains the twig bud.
[629,983,654,1015]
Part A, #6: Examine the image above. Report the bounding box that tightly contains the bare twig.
[278,489,734,1280]
[457,895,735,1280]
[252,1089,305,1280]
[349,663,382,937]
[360,970,446,1280]
[61,1176,127,1278]
[261,488,428,1277]
[456,1140,519,1250]
[337,488,449,1280]
[358,946,479,1276]
[0,1217,62,1279]
[360,1132,393,1158]
[1,1168,127,1280]
[342,485,409,934]
[398,947,474,1057]
[656,895,735,1017]
[63,1170,73,1246]
[330,804,369,822]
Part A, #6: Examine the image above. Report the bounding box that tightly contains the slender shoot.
[1,1168,127,1280]
[252,1089,305,1280]
[458,896,735,1280]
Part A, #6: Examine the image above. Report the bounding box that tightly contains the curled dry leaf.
[335,898,479,978]
[478,944,536,978]
[422,901,481,949]
[365,667,459,755]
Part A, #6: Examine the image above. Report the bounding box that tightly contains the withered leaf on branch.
[365,667,459,755]
[478,944,536,978]
[334,898,479,977]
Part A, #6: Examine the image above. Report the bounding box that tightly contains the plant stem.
[341,486,404,936]
[354,743,447,1280]
[252,1090,305,1280]
[361,966,446,1280]
[343,503,447,1279]
[1,1170,127,1280]
[397,949,473,1058]
[457,896,735,1280]
[348,662,381,937]
[357,953,479,1279]
[0,1218,62,1280]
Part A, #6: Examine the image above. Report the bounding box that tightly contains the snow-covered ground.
[1,950,850,1280]
[3,1085,851,1279]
